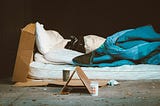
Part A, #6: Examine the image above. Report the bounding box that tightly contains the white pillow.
[44,48,84,64]
[35,22,70,54]
[84,35,106,53]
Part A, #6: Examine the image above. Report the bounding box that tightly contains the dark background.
[0,0,160,78]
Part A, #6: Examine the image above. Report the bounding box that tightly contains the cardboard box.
[12,23,36,82]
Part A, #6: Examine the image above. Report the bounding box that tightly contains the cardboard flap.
[18,31,35,50]
[12,23,35,82]
[22,23,36,34]
[12,53,31,82]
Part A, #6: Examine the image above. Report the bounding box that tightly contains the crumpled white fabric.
[35,22,70,54]
[84,35,106,53]
[44,48,84,64]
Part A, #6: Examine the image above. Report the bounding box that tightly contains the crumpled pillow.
[84,35,106,53]
[35,22,70,54]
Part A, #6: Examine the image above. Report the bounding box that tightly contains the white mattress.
[29,62,160,80]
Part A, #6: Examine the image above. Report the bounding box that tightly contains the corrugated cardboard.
[12,23,36,82]
[14,79,107,87]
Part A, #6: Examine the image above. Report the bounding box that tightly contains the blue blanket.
[73,25,160,67]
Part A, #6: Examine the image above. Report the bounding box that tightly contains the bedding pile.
[73,25,160,67]
[28,22,160,80]
[35,22,104,65]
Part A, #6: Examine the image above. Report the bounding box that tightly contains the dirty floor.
[0,78,160,106]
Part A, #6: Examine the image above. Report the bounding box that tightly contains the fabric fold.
[73,25,160,67]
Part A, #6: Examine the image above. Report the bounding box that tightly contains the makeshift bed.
[12,22,160,84]
[30,61,160,80]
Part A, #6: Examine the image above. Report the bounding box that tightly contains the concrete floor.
[0,78,160,106]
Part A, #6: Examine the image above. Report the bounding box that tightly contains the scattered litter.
[107,80,119,86]
[53,93,58,95]
[126,91,132,96]
[152,86,155,88]
[90,81,99,96]
[43,88,47,90]
[32,99,36,101]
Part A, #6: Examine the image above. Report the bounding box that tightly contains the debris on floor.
[107,80,119,86]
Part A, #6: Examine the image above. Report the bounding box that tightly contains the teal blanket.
[73,25,160,67]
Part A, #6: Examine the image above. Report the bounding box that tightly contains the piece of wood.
[60,66,93,94]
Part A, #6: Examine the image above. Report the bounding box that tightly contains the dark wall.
[1,0,160,78]
[1,0,25,78]
[31,0,160,37]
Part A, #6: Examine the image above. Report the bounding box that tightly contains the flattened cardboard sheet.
[14,78,107,87]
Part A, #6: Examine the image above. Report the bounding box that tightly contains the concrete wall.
[1,0,160,78]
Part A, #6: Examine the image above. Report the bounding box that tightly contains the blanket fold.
[73,25,160,67]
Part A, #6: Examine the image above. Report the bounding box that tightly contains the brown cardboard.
[12,23,36,82]
[60,66,92,94]
[14,79,107,87]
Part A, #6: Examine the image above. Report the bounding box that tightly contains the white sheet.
[29,61,160,80]
[34,52,65,64]
[44,49,83,64]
